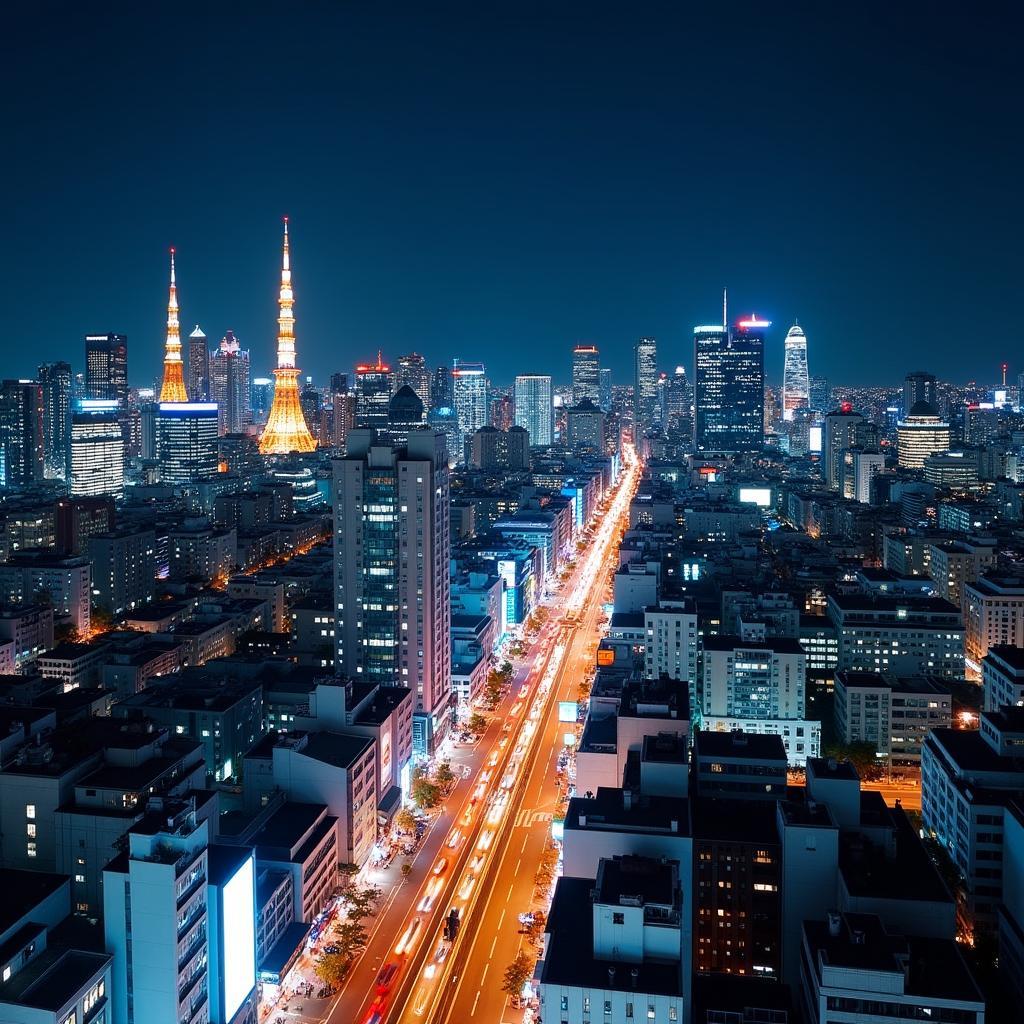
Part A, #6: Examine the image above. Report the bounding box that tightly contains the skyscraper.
[259,218,316,454]
[38,361,72,480]
[452,359,487,461]
[904,371,938,416]
[0,380,44,487]
[782,323,810,421]
[693,316,767,453]
[158,249,189,403]
[85,333,127,404]
[396,352,431,408]
[382,385,426,447]
[897,402,951,468]
[158,402,220,483]
[823,404,865,489]
[209,330,251,435]
[598,367,612,413]
[331,392,357,449]
[572,344,600,405]
[664,365,691,433]
[188,325,210,401]
[70,400,124,498]
[430,364,453,411]
[513,374,553,446]
[334,428,452,753]
[808,375,831,415]
[633,337,658,432]
[355,354,394,429]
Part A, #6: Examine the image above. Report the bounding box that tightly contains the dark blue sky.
[5,3,1022,388]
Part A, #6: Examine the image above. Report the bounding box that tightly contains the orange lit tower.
[158,248,189,403]
[259,218,316,454]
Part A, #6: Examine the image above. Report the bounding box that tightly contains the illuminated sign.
[809,426,823,452]
[558,701,578,723]
[551,817,565,841]
[597,648,615,666]
[738,487,772,507]
[159,402,218,413]
[737,316,771,328]
[222,854,256,1020]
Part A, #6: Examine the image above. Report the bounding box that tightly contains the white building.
[451,359,487,461]
[537,856,685,1024]
[88,527,156,616]
[643,602,698,709]
[843,448,884,503]
[0,553,91,634]
[334,428,451,754]
[70,399,124,498]
[964,575,1024,677]
[781,323,809,421]
[513,374,553,446]
[982,644,1024,711]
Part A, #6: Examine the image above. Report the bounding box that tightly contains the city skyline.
[6,6,1021,388]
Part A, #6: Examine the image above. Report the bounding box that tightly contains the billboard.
[222,854,256,1021]
[558,701,578,723]
[738,487,772,507]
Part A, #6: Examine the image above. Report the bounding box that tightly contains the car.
[419,876,444,912]
[477,829,494,851]
[433,858,448,875]
[488,752,500,767]
[509,702,523,716]
[375,962,400,994]
[394,918,422,956]
[446,829,462,849]
[461,806,474,827]
[458,874,476,900]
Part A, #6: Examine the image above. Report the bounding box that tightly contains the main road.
[380,445,641,1024]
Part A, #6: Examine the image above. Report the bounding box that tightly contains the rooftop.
[694,731,788,762]
[0,948,111,1010]
[565,787,689,836]
[701,634,805,655]
[692,797,781,844]
[986,644,1024,672]
[0,869,66,937]
[595,854,677,908]
[541,877,682,998]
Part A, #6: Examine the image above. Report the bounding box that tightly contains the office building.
[331,392,357,449]
[663,365,690,432]
[210,330,251,435]
[598,367,612,412]
[188,325,210,400]
[572,344,600,405]
[693,317,767,453]
[250,377,273,422]
[822,404,864,489]
[69,400,124,498]
[982,645,1024,711]
[0,380,44,488]
[781,322,809,420]
[964,575,1024,675]
[426,405,459,466]
[396,352,430,407]
[88,527,156,616]
[897,402,951,468]
[904,370,938,416]
[158,248,189,403]
[842,448,885,502]
[85,333,127,404]
[808,374,830,414]
[354,353,394,430]
[38,361,72,480]
[513,374,553,446]
[633,336,658,432]
[157,402,219,484]
[834,670,952,762]
[334,429,452,753]
[0,552,91,635]
[259,219,316,454]
[381,385,425,447]
[922,707,1024,933]
[430,364,453,411]
[828,593,965,679]
[566,398,606,453]
[452,359,487,460]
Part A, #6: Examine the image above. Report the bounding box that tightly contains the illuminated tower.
[781,322,810,421]
[259,218,316,454]
[158,249,189,403]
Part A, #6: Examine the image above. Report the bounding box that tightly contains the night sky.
[5,3,1022,389]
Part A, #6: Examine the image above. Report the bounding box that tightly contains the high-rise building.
[904,370,938,416]
[426,405,459,466]
[331,392,357,450]
[381,385,425,447]
[85,333,127,404]
[157,402,219,483]
[808,374,831,415]
[572,344,600,405]
[188,325,210,401]
[781,323,810,420]
[330,371,351,395]
[566,398,606,453]
[897,402,951,468]
[664,365,691,432]
[259,218,316,454]
[0,379,44,488]
[300,381,323,443]
[598,367,612,413]
[70,399,124,498]
[209,329,251,435]
[513,374,553,446]
[693,317,767,453]
[250,377,273,422]
[158,248,189,403]
[823,404,865,489]
[430,364,453,411]
[633,337,658,432]
[355,354,394,429]
[396,352,430,408]
[38,361,72,480]
[334,429,452,753]
[452,359,487,460]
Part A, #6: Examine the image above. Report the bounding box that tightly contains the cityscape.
[1,6,1022,1024]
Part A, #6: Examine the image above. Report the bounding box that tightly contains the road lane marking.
[515,858,521,873]
[472,991,481,1014]
[498,908,505,929]
[489,936,497,958]
[507,883,513,901]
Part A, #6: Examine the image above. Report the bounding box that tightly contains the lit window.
[26,824,35,837]
[25,804,35,820]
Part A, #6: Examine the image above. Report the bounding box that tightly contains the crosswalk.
[514,809,554,828]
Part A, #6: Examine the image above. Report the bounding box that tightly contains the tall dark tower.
[85,333,128,404]
[188,325,210,401]
[38,361,72,480]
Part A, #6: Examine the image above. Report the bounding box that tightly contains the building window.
[612,911,625,925]
[26,823,36,837]
[648,1007,656,1020]
[26,842,36,858]
[25,804,35,819]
